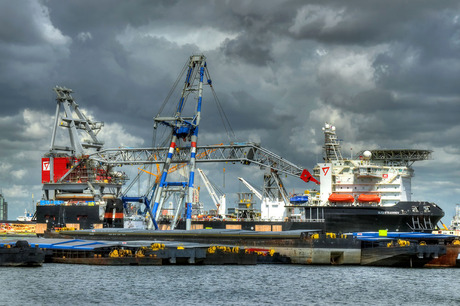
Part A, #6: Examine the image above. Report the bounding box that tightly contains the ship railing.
[355,203,380,207]
[355,168,382,178]
[302,218,325,223]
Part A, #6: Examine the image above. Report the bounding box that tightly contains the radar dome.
[325,123,330,129]
[363,150,372,159]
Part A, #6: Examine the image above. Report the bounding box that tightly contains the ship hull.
[35,201,444,233]
[169,201,444,233]
[35,205,103,232]
[35,199,124,233]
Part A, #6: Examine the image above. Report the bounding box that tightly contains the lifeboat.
[358,194,381,203]
[328,194,354,203]
[290,195,309,204]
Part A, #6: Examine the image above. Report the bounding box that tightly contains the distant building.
[0,193,7,220]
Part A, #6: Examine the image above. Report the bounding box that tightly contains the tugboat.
[16,209,34,222]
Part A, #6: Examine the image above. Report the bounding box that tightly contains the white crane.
[197,168,226,217]
[238,176,286,221]
[238,177,262,200]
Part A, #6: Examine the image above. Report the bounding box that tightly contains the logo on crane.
[322,167,330,176]
[42,161,50,171]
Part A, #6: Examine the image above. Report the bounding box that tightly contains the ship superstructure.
[314,123,431,207]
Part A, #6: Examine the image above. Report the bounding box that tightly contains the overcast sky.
[0,0,459,223]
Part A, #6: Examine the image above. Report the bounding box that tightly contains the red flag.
[300,169,320,184]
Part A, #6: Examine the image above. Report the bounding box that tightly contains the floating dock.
[47,229,361,265]
[4,229,458,267]
[46,228,460,267]
[1,237,260,265]
[353,232,460,267]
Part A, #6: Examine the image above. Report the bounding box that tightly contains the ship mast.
[322,123,343,162]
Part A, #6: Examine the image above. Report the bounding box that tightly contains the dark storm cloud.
[221,34,273,66]
[47,0,284,67]
[46,0,176,35]
[0,1,71,115]
[373,44,460,97]
[0,1,49,44]
[203,90,295,131]
[287,1,460,45]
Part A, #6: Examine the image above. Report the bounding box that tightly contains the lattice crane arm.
[87,142,319,184]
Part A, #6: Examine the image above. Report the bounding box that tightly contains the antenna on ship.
[322,123,343,162]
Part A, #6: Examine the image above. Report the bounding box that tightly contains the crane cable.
[204,69,236,143]
[156,60,188,116]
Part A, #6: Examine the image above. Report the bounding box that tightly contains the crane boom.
[198,169,220,208]
[238,177,262,200]
[88,142,316,182]
[197,168,226,216]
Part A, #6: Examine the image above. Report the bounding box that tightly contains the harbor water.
[1,264,460,305]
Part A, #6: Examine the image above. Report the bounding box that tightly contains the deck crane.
[40,86,127,230]
[147,54,209,230]
[121,146,224,229]
[238,174,289,221]
[104,140,317,228]
[238,177,262,200]
[197,168,226,217]
[40,55,320,232]
[138,54,319,230]
[43,86,125,202]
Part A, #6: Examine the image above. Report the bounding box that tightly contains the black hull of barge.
[35,199,124,231]
[0,241,45,267]
[35,205,102,230]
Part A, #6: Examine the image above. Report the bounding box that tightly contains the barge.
[47,228,456,267]
[0,240,44,267]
